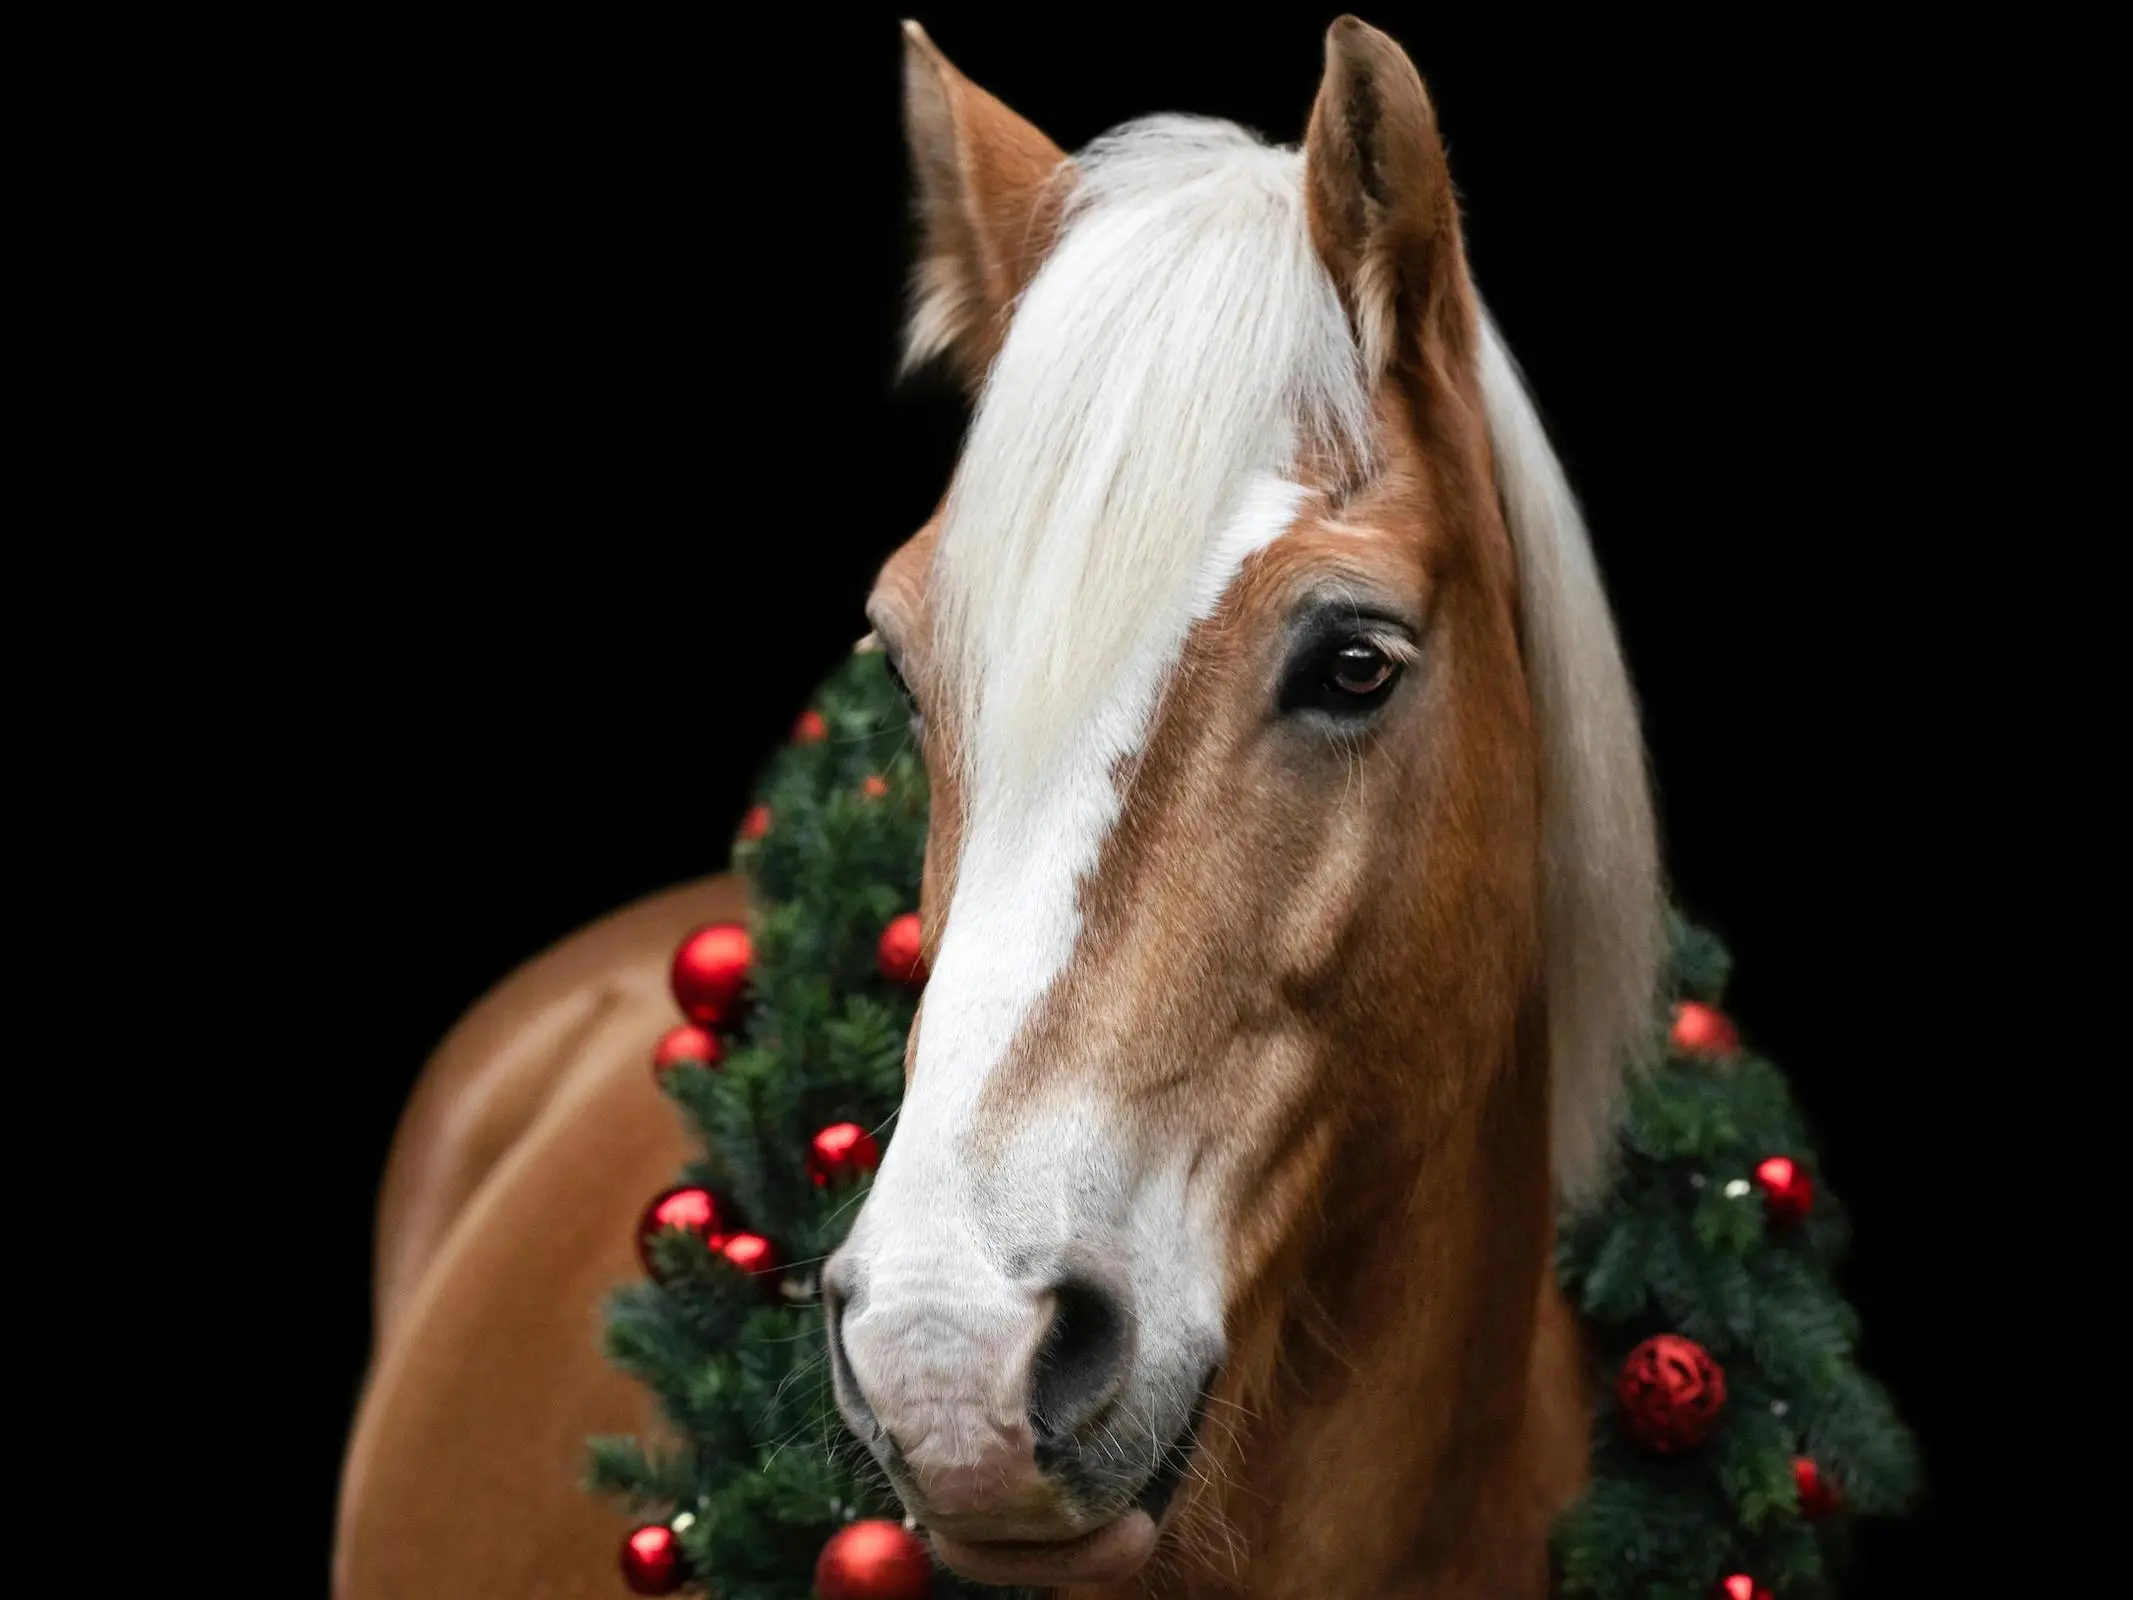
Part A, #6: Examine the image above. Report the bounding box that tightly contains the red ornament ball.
[739,803,771,841]
[1755,1155,1815,1224]
[815,1519,932,1600]
[619,1523,686,1595]
[1670,1000,1741,1059]
[1794,1454,1840,1519]
[793,708,828,744]
[1717,1577,1771,1600]
[861,773,890,799]
[1616,1333,1727,1453]
[671,922,752,1026]
[718,1231,780,1292]
[808,1122,883,1186]
[652,1024,723,1078]
[877,913,927,987]
[636,1185,726,1276]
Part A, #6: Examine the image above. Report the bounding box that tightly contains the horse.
[334,17,1660,1598]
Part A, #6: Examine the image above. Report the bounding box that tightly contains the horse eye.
[1329,645,1394,697]
[1280,637,1404,717]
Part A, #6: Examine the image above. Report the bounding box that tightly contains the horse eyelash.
[1356,628,1420,667]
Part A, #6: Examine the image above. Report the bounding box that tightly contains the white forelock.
[929,116,1375,803]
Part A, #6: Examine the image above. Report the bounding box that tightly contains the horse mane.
[907,116,1660,1201]
[1476,310,1664,1203]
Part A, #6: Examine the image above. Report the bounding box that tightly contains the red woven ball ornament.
[815,1519,932,1600]
[792,709,828,744]
[738,803,771,841]
[1754,1155,1815,1224]
[808,1122,883,1186]
[1669,1000,1741,1059]
[877,913,927,987]
[636,1186,727,1277]
[671,922,751,1026]
[651,1023,722,1078]
[1616,1334,1727,1453]
[619,1523,686,1595]
[1717,1576,1771,1600]
[1794,1454,1840,1519]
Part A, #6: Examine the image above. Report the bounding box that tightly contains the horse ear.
[899,21,1074,389]
[1303,17,1476,385]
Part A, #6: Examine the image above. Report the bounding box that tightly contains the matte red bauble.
[671,922,752,1026]
[1616,1333,1727,1453]
[1717,1576,1770,1600]
[739,803,771,841]
[815,1519,931,1600]
[793,709,827,744]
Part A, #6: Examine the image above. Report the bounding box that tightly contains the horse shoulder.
[368,874,746,1340]
[336,873,744,1600]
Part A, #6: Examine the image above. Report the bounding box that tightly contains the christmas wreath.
[588,650,1920,1599]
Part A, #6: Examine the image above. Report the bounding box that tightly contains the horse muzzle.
[824,1253,1217,1583]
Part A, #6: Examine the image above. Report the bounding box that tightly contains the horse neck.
[1144,991,1588,1600]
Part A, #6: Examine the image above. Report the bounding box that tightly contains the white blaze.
[842,479,1301,1458]
[872,475,1307,1222]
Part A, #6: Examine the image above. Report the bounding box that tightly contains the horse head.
[825,19,1660,1592]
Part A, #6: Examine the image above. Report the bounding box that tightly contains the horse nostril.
[1028,1277,1133,1459]
[824,1283,881,1438]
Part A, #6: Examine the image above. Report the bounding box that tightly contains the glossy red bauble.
[815,1519,932,1600]
[1755,1155,1815,1224]
[877,913,926,987]
[1669,1000,1740,1060]
[619,1523,686,1595]
[718,1231,780,1292]
[652,1024,723,1078]
[636,1186,726,1277]
[671,922,752,1026]
[1794,1454,1840,1519]
[808,1122,883,1186]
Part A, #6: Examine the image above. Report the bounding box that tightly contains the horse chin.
[929,1508,1159,1587]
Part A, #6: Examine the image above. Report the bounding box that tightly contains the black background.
[250,7,2024,1587]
